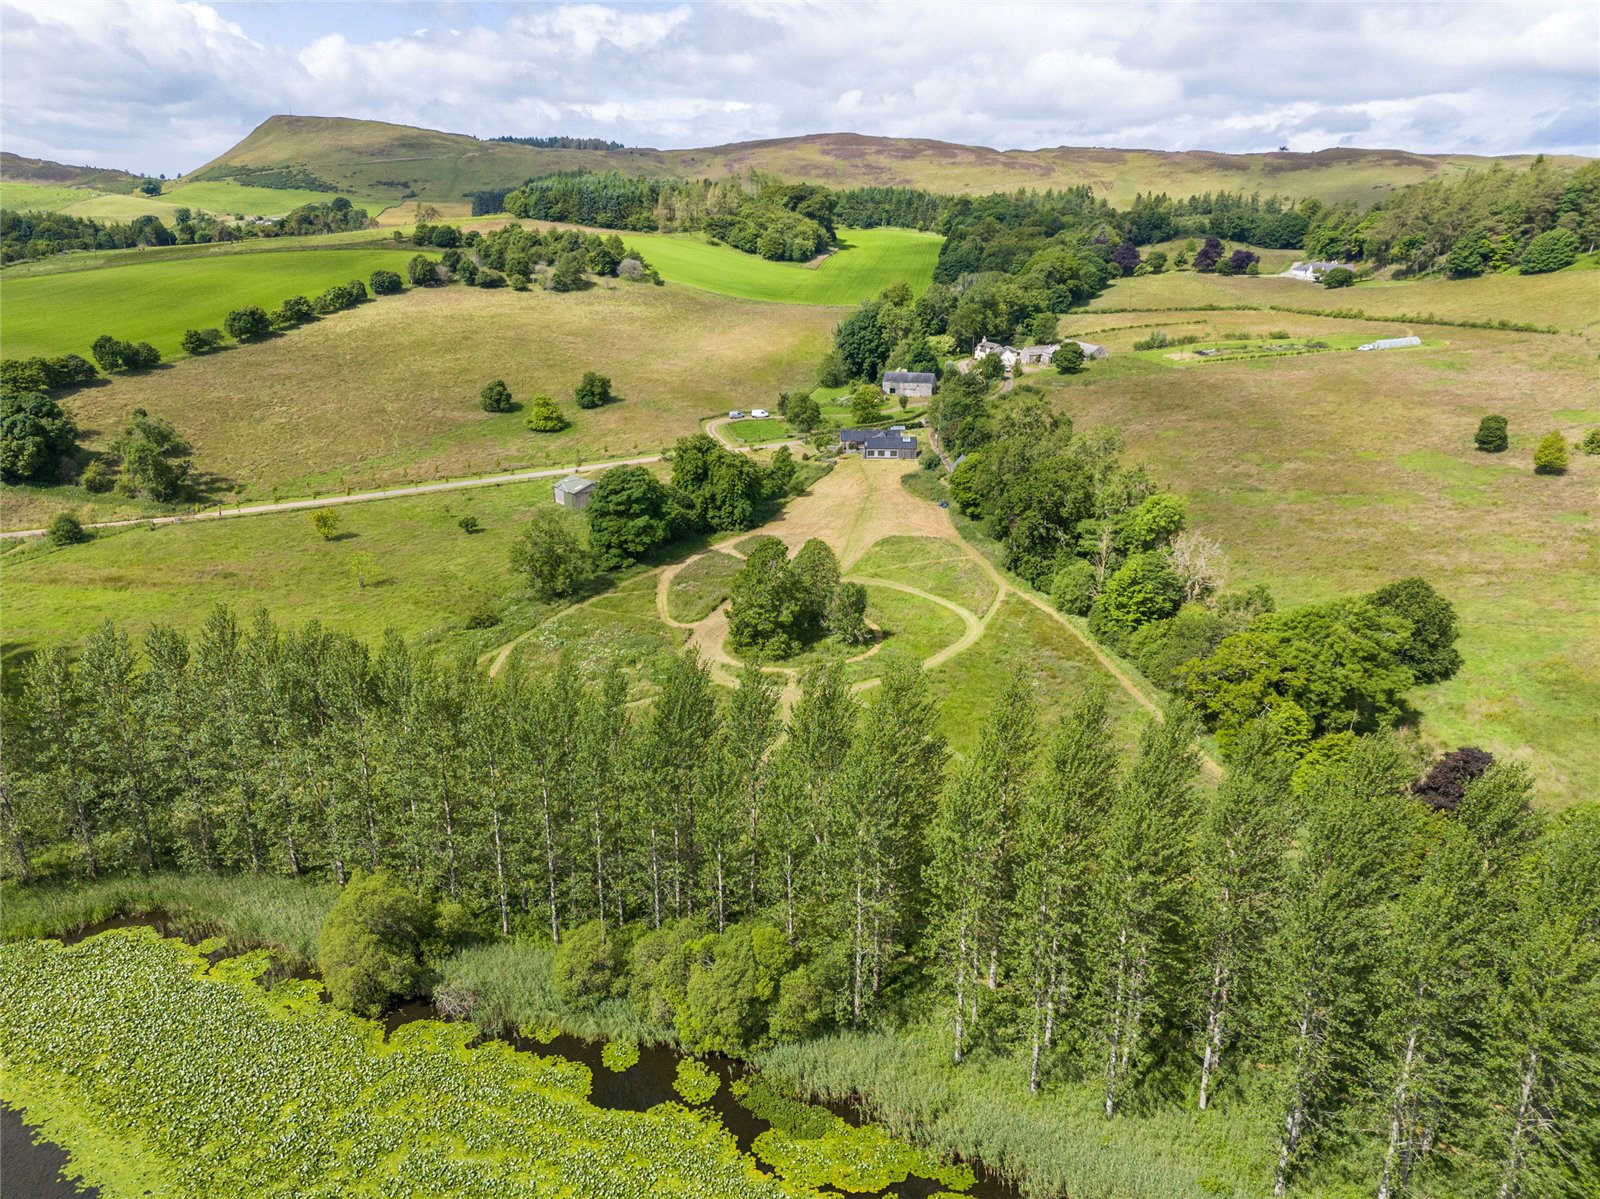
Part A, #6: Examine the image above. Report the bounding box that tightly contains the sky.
[1,0,1596,176]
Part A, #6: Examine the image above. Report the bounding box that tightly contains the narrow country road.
[0,437,799,541]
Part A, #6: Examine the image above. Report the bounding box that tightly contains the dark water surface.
[21,917,1019,1199]
[2,1103,98,1199]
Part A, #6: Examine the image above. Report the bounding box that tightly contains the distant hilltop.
[181,114,1588,212]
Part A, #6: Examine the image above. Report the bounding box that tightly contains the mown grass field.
[1038,275,1599,806]
[0,281,835,531]
[0,247,422,359]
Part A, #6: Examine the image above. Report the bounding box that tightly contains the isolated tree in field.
[479,379,514,413]
[110,410,191,503]
[309,510,341,541]
[1,388,78,483]
[224,306,272,342]
[1474,414,1509,453]
[347,551,380,589]
[1532,431,1568,474]
[509,507,590,601]
[523,394,568,432]
[727,537,803,658]
[46,511,90,546]
[574,371,615,410]
[369,268,404,295]
[317,869,436,1016]
[179,328,223,354]
[1055,342,1086,374]
[1321,267,1355,288]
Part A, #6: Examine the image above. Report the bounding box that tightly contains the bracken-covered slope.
[190,115,1588,210]
[0,151,144,191]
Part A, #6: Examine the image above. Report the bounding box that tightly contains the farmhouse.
[839,427,919,460]
[1287,260,1352,281]
[975,339,1107,368]
[973,339,1021,370]
[553,475,596,509]
[1357,336,1422,351]
[882,370,936,398]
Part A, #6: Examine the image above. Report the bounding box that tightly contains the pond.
[17,916,1020,1199]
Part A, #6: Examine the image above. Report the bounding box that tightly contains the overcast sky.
[2,1,1596,176]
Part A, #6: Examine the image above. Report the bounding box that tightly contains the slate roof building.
[838,427,920,460]
[881,370,936,398]
[1288,260,1352,281]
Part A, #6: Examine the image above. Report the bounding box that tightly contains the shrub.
[1580,429,1600,456]
[1322,267,1355,288]
[1050,560,1097,616]
[480,379,514,413]
[224,306,272,342]
[46,511,90,546]
[524,394,568,432]
[1412,747,1495,811]
[274,295,315,327]
[369,268,404,295]
[551,920,624,1007]
[315,870,436,1017]
[510,507,590,599]
[918,449,942,471]
[80,458,116,493]
[1474,414,1508,453]
[1,388,79,483]
[462,604,501,630]
[406,255,439,286]
[180,328,224,354]
[1520,228,1580,275]
[574,372,614,410]
[1533,431,1569,475]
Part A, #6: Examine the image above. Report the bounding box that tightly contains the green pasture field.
[1083,259,1600,332]
[159,179,396,218]
[0,182,110,210]
[0,481,578,666]
[0,281,834,530]
[50,193,193,223]
[1,227,405,280]
[0,247,422,359]
[1039,310,1598,807]
[506,222,940,305]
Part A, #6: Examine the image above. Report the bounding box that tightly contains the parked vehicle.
[751,408,770,418]
[728,410,745,419]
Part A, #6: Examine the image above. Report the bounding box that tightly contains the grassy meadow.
[0,247,422,359]
[0,181,111,210]
[1034,279,1599,806]
[0,280,836,531]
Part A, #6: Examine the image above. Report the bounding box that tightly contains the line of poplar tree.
[1,609,1594,1198]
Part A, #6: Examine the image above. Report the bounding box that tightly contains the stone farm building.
[553,475,596,510]
[882,370,936,399]
[839,427,919,460]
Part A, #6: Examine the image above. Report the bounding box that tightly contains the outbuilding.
[1357,336,1422,352]
[553,475,596,510]
[1071,340,1108,360]
[882,370,936,399]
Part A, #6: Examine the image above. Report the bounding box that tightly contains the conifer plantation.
[3,610,1595,1198]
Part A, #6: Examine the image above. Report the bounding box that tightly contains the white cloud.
[0,0,1594,175]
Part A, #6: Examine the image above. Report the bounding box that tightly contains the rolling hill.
[189,114,1588,212]
[0,151,146,192]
